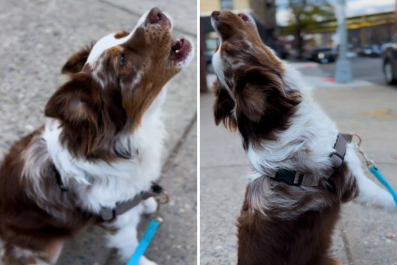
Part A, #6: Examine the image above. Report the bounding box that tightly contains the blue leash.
[127,192,169,265]
[355,140,397,207]
[127,217,163,265]
[369,166,397,206]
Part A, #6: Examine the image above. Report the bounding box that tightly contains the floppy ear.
[213,78,237,130]
[234,83,266,123]
[61,43,95,74]
[45,74,99,124]
[233,67,288,123]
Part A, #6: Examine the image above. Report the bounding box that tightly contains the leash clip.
[351,135,397,207]
[126,191,169,265]
[152,191,169,223]
[352,134,376,168]
[352,134,362,147]
[158,191,170,205]
[354,142,376,168]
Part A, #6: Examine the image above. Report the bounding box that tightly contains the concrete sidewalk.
[200,76,397,264]
[0,0,196,264]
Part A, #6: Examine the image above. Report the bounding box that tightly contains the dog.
[0,8,193,265]
[210,10,396,265]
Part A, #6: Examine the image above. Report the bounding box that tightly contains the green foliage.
[284,0,335,35]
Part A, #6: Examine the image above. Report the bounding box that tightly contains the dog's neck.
[22,89,166,212]
[247,64,340,181]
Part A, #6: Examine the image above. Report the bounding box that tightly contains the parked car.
[357,45,381,57]
[304,47,337,63]
[382,43,397,84]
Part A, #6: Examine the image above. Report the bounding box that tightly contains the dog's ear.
[61,43,95,74]
[234,83,266,123]
[114,30,130,39]
[233,67,297,123]
[213,79,237,130]
[45,74,99,124]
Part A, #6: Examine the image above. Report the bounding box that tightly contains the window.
[220,0,233,10]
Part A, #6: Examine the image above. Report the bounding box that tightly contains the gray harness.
[264,133,353,187]
[52,166,163,221]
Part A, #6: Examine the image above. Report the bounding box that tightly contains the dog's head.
[211,10,301,149]
[46,8,193,158]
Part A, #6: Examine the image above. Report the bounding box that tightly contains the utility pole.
[335,0,352,83]
[395,0,397,38]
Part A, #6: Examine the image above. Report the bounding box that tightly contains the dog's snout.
[148,7,163,24]
[211,11,220,21]
[145,7,171,27]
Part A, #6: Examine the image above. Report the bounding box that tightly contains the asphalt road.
[299,57,393,86]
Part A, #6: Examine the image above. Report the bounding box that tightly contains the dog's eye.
[120,55,125,66]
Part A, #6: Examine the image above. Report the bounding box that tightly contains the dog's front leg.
[105,206,157,265]
[355,170,397,211]
[345,145,397,211]
[142,197,158,215]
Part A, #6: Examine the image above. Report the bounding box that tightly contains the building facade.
[200,0,277,91]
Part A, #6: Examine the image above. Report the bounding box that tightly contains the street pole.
[335,0,352,83]
[395,0,397,38]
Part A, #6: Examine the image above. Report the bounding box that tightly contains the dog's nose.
[148,7,163,24]
[212,11,220,21]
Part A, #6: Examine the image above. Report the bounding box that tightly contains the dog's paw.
[142,197,157,215]
[138,256,157,265]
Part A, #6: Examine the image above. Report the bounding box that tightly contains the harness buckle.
[100,208,116,221]
[330,152,344,170]
[275,170,302,186]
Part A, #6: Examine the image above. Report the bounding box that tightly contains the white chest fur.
[42,109,165,213]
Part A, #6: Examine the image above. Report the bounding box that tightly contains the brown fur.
[0,129,103,264]
[213,78,237,130]
[212,11,301,150]
[237,200,340,265]
[0,11,186,264]
[212,10,359,265]
[114,30,129,39]
[61,43,95,74]
[238,163,359,265]
[45,18,181,161]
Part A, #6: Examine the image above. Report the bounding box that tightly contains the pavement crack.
[95,0,196,38]
[162,112,197,175]
[339,224,355,265]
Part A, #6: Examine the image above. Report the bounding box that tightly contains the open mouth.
[169,38,192,63]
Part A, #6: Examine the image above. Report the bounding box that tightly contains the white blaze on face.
[86,10,151,66]
[85,33,131,65]
[211,16,234,101]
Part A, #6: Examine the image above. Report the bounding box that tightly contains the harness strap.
[100,185,163,221]
[266,133,353,187]
[51,163,163,221]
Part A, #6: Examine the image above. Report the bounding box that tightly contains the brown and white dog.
[211,10,396,265]
[0,8,193,265]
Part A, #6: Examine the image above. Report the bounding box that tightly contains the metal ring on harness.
[352,134,362,147]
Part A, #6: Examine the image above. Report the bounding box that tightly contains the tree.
[285,0,335,59]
